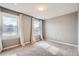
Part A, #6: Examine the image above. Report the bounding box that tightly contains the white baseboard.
[3,42,30,51]
[3,44,21,50]
[46,39,78,48]
[24,42,30,45]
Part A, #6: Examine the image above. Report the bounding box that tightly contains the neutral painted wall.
[0,8,3,51]
[78,5,79,50]
[2,37,20,48]
[44,12,78,45]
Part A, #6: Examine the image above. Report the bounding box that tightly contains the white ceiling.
[0,3,78,19]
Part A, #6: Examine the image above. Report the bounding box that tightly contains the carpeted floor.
[0,40,78,56]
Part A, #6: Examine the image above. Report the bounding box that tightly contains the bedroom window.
[33,19,40,35]
[2,13,18,39]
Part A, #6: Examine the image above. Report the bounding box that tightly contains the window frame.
[1,12,19,38]
[33,18,41,35]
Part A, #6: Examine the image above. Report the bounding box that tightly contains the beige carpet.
[0,41,78,56]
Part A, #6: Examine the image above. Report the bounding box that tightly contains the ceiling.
[0,3,78,19]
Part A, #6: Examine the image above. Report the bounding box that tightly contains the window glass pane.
[33,19,40,35]
[2,16,18,37]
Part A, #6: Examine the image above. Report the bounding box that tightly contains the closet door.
[1,12,20,49]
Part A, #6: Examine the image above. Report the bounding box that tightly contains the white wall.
[0,8,3,52]
[44,12,78,45]
[78,5,79,53]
